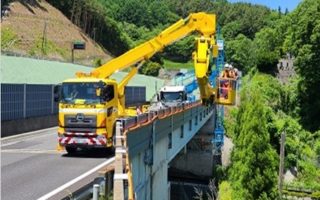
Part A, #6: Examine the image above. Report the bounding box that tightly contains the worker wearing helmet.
[229,68,236,79]
[221,64,231,78]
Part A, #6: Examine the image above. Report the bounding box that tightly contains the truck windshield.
[160,92,184,102]
[61,82,102,104]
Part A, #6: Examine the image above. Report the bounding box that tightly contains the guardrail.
[113,100,209,200]
[120,102,200,131]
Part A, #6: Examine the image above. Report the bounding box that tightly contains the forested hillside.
[46,0,274,75]
[222,0,320,199]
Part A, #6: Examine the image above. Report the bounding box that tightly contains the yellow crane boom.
[91,12,217,79]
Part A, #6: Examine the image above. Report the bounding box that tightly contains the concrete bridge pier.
[169,114,216,181]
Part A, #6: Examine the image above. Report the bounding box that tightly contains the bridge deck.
[113,101,215,199]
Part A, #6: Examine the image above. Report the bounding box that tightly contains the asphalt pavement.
[1,128,114,200]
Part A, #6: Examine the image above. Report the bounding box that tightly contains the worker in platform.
[219,79,229,99]
[220,66,230,78]
[221,63,238,79]
[220,63,234,78]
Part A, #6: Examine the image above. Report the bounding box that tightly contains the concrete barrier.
[1,115,57,137]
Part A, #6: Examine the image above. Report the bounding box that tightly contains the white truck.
[148,85,192,111]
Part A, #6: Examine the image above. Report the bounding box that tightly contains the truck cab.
[56,78,118,153]
[148,85,189,110]
[159,86,187,102]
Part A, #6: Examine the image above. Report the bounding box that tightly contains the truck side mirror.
[54,84,61,102]
[100,85,114,102]
[157,94,160,101]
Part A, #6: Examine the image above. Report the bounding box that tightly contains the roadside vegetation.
[1,27,18,50]
[28,36,68,58]
[162,59,193,70]
[220,0,320,199]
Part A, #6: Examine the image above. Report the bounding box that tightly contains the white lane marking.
[1,132,56,147]
[1,149,64,154]
[37,157,115,200]
[1,127,58,142]
[1,141,21,147]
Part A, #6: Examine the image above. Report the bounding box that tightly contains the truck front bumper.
[58,132,108,148]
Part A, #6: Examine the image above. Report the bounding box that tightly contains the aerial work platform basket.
[215,77,237,106]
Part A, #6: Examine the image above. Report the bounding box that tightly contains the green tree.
[218,2,271,40]
[229,84,278,200]
[164,35,194,62]
[221,21,242,40]
[225,34,256,73]
[149,1,178,26]
[284,0,320,131]
[253,27,282,74]
[139,61,162,76]
[116,0,151,28]
[166,0,214,18]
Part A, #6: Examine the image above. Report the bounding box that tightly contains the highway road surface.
[1,127,114,200]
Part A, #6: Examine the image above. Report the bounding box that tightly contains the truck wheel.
[66,146,77,154]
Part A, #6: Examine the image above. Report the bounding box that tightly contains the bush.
[93,58,103,68]
[139,61,162,76]
[1,27,18,50]
[219,181,233,200]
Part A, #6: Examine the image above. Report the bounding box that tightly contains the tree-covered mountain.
[46,0,273,61]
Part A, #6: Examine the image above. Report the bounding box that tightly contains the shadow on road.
[61,148,114,159]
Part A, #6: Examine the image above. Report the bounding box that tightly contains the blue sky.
[228,0,302,11]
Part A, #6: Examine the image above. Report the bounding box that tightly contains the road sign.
[73,41,86,50]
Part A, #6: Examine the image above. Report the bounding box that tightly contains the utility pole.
[42,20,47,54]
[278,131,286,197]
[71,44,74,63]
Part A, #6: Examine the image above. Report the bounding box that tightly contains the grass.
[29,35,68,58]
[1,27,19,50]
[162,58,193,70]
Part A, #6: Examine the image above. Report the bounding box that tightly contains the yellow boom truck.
[55,12,219,154]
